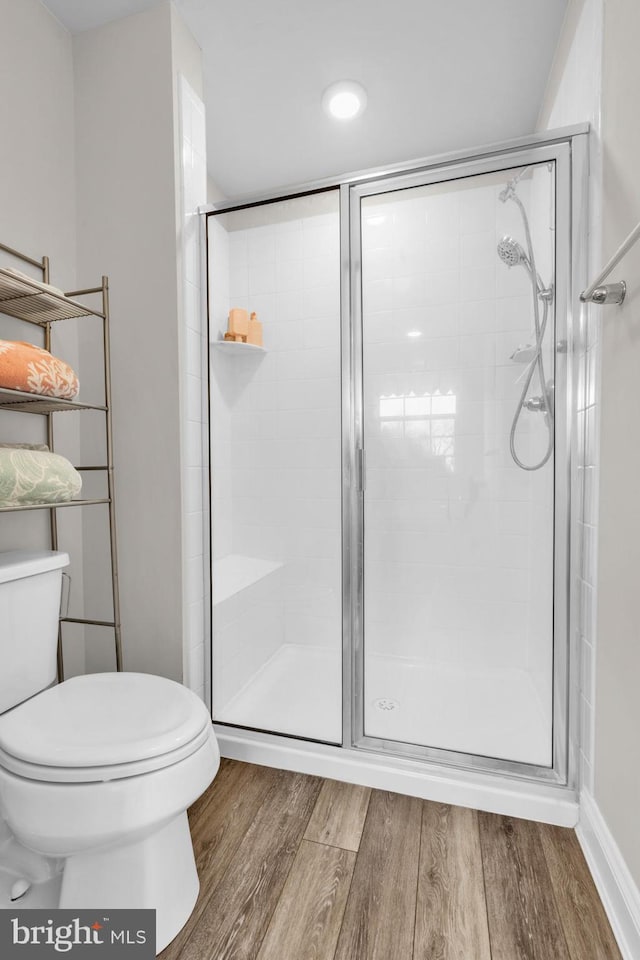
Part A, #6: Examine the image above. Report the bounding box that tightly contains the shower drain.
[374,698,400,712]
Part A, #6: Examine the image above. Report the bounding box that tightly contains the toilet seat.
[0,723,212,783]
[0,672,211,783]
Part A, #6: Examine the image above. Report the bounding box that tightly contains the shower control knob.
[523,396,546,412]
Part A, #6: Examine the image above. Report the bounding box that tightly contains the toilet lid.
[0,673,210,769]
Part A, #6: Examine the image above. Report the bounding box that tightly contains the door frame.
[204,125,588,788]
[342,139,580,785]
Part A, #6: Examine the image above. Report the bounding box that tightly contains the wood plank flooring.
[415,803,491,960]
[161,759,622,960]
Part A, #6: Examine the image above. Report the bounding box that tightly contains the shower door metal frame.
[344,138,580,785]
[204,124,587,790]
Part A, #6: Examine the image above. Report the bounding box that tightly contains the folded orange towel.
[0,340,79,399]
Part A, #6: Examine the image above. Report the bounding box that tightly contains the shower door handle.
[356,448,366,492]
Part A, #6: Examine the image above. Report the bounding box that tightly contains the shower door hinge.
[356,448,366,492]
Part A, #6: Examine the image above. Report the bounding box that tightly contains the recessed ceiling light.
[407,331,422,338]
[322,80,367,120]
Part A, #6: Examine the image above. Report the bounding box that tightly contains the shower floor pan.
[216,643,550,766]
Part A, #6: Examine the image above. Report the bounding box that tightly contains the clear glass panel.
[361,163,556,765]
[208,190,342,743]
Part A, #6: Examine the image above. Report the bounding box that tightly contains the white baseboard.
[216,726,578,826]
[577,790,640,960]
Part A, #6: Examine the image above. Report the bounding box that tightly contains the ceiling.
[42,0,567,200]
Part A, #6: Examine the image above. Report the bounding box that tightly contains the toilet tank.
[0,551,69,714]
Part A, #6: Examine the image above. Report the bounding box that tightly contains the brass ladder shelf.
[0,241,122,676]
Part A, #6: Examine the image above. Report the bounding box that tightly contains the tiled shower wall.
[178,75,208,702]
[208,197,342,720]
[228,206,341,656]
[361,175,555,701]
[209,178,558,757]
[207,217,232,563]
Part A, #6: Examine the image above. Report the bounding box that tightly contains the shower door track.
[205,124,589,791]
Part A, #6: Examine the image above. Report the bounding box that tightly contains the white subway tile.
[247,292,276,324]
[302,222,339,259]
[186,290,203,340]
[494,295,531,332]
[461,230,496,268]
[275,224,304,261]
[276,259,303,292]
[581,693,594,764]
[185,419,203,466]
[229,262,248,299]
[185,374,203,423]
[249,260,277,295]
[248,232,275,264]
[460,266,496,302]
[459,189,495,233]
[186,555,205,606]
[185,327,201,376]
[188,643,205,691]
[188,598,205,649]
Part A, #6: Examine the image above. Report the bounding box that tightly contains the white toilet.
[0,550,220,953]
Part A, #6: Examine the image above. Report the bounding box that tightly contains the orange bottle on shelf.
[227,307,249,337]
[247,311,263,346]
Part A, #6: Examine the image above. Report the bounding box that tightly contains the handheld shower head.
[499,166,531,203]
[497,236,529,268]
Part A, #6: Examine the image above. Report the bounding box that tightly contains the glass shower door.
[354,154,566,769]
[208,190,343,744]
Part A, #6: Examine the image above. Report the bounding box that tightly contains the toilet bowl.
[0,672,220,953]
[0,552,220,955]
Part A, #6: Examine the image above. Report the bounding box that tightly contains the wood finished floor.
[161,759,622,960]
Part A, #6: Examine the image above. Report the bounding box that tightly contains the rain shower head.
[497,236,529,268]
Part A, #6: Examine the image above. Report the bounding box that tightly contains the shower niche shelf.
[211,340,266,355]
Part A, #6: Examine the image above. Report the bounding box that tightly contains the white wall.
[540,1,640,952]
[538,0,603,793]
[0,0,77,548]
[0,0,86,671]
[0,0,76,289]
[593,0,640,894]
[73,2,185,682]
[0,0,207,688]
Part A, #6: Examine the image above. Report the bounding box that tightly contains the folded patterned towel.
[0,448,82,507]
[0,340,79,399]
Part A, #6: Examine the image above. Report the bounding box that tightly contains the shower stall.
[206,128,586,798]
